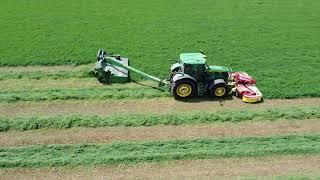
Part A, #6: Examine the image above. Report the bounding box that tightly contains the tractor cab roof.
[180,53,206,65]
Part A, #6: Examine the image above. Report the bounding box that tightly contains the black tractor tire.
[97,76,107,83]
[210,83,230,97]
[97,71,110,84]
[171,79,196,99]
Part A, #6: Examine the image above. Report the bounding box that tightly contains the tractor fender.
[170,62,182,72]
[172,73,196,84]
[208,79,226,90]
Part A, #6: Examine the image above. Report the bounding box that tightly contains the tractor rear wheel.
[211,83,230,97]
[172,79,196,99]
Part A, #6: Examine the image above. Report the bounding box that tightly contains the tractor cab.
[179,53,207,81]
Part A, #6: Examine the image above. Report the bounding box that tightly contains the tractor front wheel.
[96,70,110,84]
[211,83,230,97]
[172,79,196,99]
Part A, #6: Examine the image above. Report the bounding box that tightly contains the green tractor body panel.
[180,53,206,64]
[207,65,232,82]
[208,65,231,73]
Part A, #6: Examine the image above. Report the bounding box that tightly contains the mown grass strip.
[0,134,319,168]
[0,87,170,102]
[1,86,319,102]
[1,106,319,132]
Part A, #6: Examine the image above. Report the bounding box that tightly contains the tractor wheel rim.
[177,84,192,97]
[215,87,226,97]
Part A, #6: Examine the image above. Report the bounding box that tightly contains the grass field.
[1,0,320,178]
[1,0,320,98]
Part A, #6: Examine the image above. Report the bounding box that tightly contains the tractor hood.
[208,65,232,73]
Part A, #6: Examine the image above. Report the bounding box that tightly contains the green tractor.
[95,49,233,100]
[169,52,232,99]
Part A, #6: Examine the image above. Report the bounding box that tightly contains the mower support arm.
[105,56,163,84]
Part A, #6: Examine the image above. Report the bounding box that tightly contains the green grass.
[1,0,320,98]
[1,106,319,132]
[0,69,93,81]
[0,134,319,168]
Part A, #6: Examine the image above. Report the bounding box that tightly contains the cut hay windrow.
[0,106,319,132]
[0,134,320,168]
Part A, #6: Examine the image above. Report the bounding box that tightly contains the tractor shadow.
[130,80,263,105]
[177,95,235,106]
[177,95,264,105]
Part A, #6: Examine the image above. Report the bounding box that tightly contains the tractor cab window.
[184,64,193,73]
[184,64,205,74]
[183,64,206,81]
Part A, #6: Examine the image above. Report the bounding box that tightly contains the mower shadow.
[131,80,167,91]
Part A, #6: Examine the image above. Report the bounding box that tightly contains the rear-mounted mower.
[94,49,263,103]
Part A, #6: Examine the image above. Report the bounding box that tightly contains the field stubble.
[1,155,319,179]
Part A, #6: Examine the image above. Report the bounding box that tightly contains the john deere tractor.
[169,52,232,99]
[95,49,233,100]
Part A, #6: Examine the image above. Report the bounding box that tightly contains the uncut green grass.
[1,0,320,98]
[0,134,319,168]
[1,106,319,132]
[0,69,93,81]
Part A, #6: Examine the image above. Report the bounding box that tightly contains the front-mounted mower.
[94,49,263,103]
